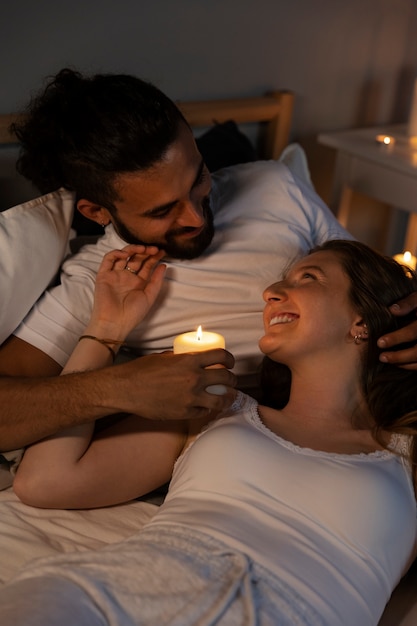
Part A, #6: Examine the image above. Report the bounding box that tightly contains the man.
[1,68,416,452]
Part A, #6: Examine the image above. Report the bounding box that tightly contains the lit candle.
[173,325,225,354]
[173,326,227,395]
[375,134,395,147]
[393,250,417,270]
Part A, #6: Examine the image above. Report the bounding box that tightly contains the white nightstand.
[318,125,417,252]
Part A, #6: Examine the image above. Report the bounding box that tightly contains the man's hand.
[378,293,417,369]
[112,349,237,420]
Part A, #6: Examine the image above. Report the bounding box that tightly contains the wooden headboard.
[0,90,294,160]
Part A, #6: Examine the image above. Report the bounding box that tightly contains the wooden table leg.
[404,213,417,255]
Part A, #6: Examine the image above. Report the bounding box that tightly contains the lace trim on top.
[389,432,411,457]
[233,391,406,462]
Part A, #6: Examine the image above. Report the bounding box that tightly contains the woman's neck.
[259,373,381,454]
[284,370,364,428]
[265,358,381,453]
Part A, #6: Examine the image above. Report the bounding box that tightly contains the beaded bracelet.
[78,335,127,362]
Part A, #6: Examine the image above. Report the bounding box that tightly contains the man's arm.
[0,244,236,451]
[0,335,62,377]
[0,348,236,451]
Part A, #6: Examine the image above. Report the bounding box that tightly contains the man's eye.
[151,207,172,219]
[302,272,315,280]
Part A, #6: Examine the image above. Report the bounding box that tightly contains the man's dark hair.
[10,68,187,209]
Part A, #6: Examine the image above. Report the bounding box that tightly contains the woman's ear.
[349,319,368,344]
[76,199,111,227]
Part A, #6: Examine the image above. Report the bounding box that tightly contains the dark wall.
[1,0,416,213]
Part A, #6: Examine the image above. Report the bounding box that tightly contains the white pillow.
[279,142,313,187]
[0,189,74,344]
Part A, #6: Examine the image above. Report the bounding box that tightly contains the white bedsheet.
[0,488,158,585]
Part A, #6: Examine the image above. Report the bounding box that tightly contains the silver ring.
[125,265,137,275]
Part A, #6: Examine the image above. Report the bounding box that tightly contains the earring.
[353,323,368,344]
[100,221,107,228]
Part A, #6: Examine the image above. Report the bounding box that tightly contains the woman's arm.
[14,244,189,508]
[14,412,188,509]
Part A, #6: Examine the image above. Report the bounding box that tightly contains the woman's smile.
[269,313,299,326]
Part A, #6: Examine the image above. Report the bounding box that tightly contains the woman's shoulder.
[389,432,412,457]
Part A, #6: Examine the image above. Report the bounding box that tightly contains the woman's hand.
[88,245,166,339]
[378,292,417,369]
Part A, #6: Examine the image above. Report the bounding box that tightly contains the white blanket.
[0,488,158,585]
[1,487,417,624]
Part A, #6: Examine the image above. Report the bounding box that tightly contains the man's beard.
[111,195,215,260]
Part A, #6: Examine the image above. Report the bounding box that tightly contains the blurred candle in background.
[375,134,395,146]
[393,250,417,270]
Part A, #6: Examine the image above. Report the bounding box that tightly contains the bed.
[0,90,415,625]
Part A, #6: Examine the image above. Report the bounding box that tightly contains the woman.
[6,239,417,625]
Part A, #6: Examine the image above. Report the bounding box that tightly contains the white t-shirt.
[150,392,417,625]
[15,161,351,376]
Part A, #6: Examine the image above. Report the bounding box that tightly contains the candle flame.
[404,251,412,262]
[196,325,202,341]
[383,136,391,145]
